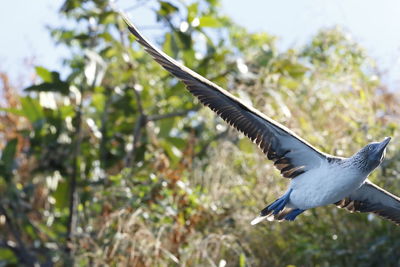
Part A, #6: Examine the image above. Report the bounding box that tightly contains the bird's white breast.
[288,161,367,209]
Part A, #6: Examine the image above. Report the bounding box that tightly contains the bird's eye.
[368,146,373,151]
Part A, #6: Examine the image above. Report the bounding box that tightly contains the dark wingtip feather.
[121,13,139,36]
[336,189,400,226]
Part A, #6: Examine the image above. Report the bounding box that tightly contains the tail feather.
[250,215,269,225]
[251,207,294,225]
[251,189,295,225]
[260,199,279,216]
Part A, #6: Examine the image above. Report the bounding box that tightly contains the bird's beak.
[379,137,391,150]
[377,137,391,158]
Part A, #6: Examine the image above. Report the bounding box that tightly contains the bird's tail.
[251,189,305,225]
[250,206,294,225]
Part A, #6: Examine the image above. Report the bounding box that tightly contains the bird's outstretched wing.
[124,15,331,179]
[336,181,400,224]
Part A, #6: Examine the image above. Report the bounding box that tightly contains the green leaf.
[166,137,186,149]
[239,253,246,267]
[0,107,26,117]
[25,70,70,95]
[53,180,69,210]
[35,66,52,82]
[25,82,70,95]
[92,92,106,112]
[99,11,116,25]
[175,31,192,50]
[158,117,176,138]
[20,97,44,123]
[187,3,199,22]
[0,139,18,180]
[199,16,222,28]
[0,248,16,262]
[158,1,179,17]
[159,140,182,164]
[0,97,46,125]
[35,223,58,239]
[163,32,174,56]
[60,0,81,13]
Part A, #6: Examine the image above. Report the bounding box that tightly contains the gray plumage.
[336,180,400,224]
[122,14,400,225]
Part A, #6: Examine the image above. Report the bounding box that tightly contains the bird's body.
[123,14,400,225]
[289,159,364,210]
[250,157,372,225]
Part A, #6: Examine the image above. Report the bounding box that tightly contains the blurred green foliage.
[1,0,400,266]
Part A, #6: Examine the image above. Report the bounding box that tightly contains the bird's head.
[353,137,391,173]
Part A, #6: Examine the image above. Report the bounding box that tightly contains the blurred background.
[1,0,400,266]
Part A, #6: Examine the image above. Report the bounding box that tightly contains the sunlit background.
[2,0,400,89]
[1,0,400,266]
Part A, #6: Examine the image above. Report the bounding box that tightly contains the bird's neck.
[345,154,373,176]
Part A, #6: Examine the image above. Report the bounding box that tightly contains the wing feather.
[336,181,400,225]
[123,15,331,178]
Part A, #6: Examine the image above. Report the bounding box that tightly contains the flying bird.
[123,15,400,225]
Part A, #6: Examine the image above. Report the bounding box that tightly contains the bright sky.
[1,0,399,90]
[223,0,400,90]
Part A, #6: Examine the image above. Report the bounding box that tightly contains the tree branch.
[0,240,10,249]
[65,94,83,261]
[99,89,112,168]
[125,86,146,168]
[0,204,38,266]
